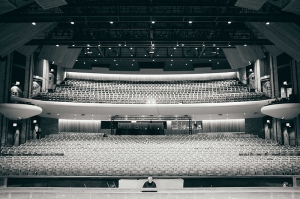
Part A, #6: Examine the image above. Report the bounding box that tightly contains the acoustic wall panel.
[282,0,300,15]
[222,48,249,69]
[57,48,82,68]
[0,0,35,15]
[263,45,284,57]
[16,45,38,57]
[38,45,69,63]
[236,45,265,62]
[35,0,67,9]
[235,0,267,10]
[249,22,300,61]
[0,22,57,57]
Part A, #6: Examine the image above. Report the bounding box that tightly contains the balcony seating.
[32,78,267,104]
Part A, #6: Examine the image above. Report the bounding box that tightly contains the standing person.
[143,176,157,188]
[36,128,41,139]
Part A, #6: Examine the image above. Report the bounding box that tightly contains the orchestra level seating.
[1,132,299,177]
[32,78,267,104]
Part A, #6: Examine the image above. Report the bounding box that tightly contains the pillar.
[291,60,300,146]
[0,54,12,147]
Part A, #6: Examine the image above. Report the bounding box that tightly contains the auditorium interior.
[1,0,300,198]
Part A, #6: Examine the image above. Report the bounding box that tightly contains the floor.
[0,187,300,199]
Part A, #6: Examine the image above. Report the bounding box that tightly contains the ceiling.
[1,0,300,70]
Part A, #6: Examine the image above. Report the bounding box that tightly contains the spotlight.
[33,120,37,123]
[71,22,75,24]
[266,22,270,25]
[228,21,232,24]
[56,44,59,47]
[152,21,155,24]
[110,21,113,24]
[32,22,36,25]
[189,21,192,24]
[13,123,17,127]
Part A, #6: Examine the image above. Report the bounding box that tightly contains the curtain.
[59,119,101,133]
[202,119,245,133]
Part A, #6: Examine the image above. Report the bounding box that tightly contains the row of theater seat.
[32,78,266,104]
[1,133,299,177]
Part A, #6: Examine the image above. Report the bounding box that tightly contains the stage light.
[152,21,155,24]
[228,21,232,24]
[244,44,247,46]
[189,21,192,24]
[267,120,270,124]
[13,123,17,127]
[33,120,37,123]
[110,21,113,24]
[15,81,20,85]
[32,22,36,25]
[56,44,59,47]
[266,22,270,25]
[71,22,75,24]
[283,81,287,85]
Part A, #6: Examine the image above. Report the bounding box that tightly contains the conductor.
[143,176,157,188]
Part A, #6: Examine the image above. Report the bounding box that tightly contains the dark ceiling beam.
[64,1,237,7]
[76,57,228,61]
[1,13,299,22]
[25,39,273,46]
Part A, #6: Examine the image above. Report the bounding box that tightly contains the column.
[0,54,12,147]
